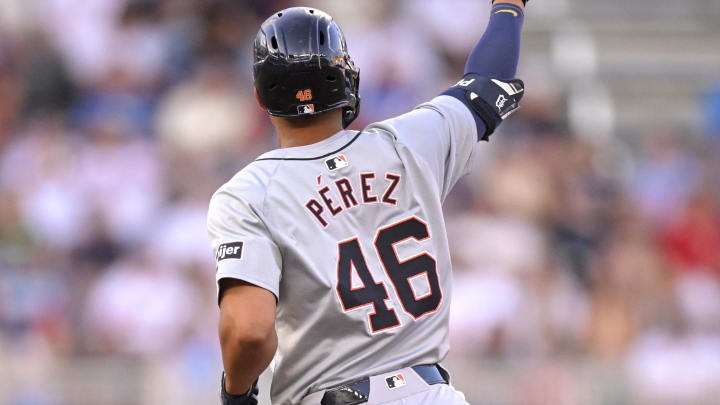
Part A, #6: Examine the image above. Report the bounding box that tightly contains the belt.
[320,364,449,405]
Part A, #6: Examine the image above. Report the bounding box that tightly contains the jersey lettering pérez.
[305,171,401,227]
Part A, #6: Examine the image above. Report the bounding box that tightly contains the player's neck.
[271,110,344,148]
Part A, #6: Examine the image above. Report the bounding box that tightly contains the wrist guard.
[221,373,259,405]
[452,74,524,140]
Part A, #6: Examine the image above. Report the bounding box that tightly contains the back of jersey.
[208,95,479,404]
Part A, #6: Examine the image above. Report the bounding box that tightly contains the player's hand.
[492,0,528,5]
[221,373,259,405]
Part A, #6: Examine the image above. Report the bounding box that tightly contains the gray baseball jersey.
[207,95,479,405]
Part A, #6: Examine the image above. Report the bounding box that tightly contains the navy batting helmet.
[253,7,361,128]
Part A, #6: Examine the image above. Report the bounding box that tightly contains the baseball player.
[208,1,527,404]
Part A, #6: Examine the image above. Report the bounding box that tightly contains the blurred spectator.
[19,33,76,119]
[628,322,720,403]
[660,190,720,274]
[83,255,199,355]
[704,83,720,137]
[155,61,254,156]
[631,133,700,224]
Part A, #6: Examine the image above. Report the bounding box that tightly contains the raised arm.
[443,0,527,140]
[465,0,526,78]
[369,1,528,200]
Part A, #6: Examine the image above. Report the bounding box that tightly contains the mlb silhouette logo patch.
[325,154,349,171]
[385,373,406,389]
[297,104,315,115]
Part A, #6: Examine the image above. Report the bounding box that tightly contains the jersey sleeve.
[369,95,479,200]
[207,187,282,301]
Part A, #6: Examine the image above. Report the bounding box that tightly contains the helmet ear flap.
[342,100,359,129]
[342,70,360,128]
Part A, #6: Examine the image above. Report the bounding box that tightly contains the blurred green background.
[1,0,720,404]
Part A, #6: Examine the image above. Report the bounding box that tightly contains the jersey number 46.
[335,217,442,333]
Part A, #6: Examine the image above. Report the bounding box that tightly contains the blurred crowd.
[1,0,720,404]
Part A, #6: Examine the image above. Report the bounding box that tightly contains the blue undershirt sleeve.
[465,3,524,78]
[443,2,525,139]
